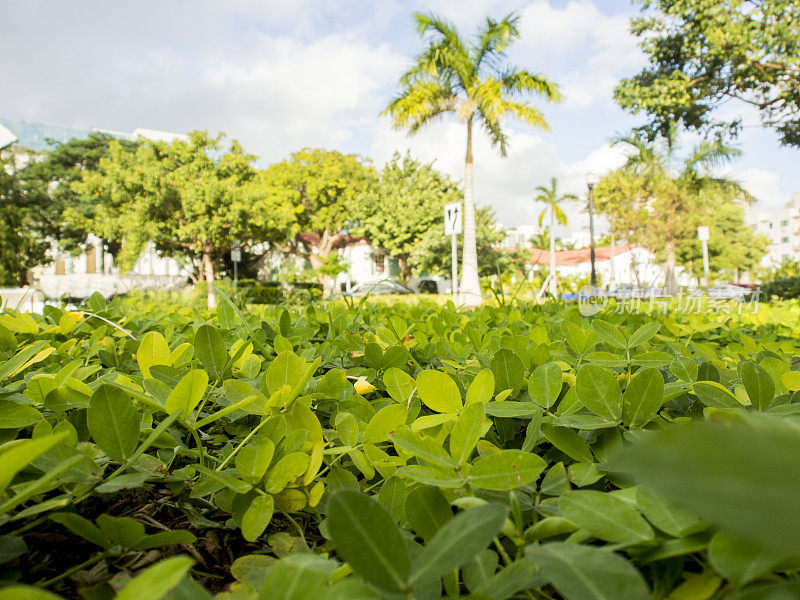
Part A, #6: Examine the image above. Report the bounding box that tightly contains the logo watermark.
[577,286,761,317]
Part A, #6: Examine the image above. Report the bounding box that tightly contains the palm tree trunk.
[548,207,557,297]
[459,118,482,307]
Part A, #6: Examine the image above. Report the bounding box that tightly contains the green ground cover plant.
[0,293,799,599]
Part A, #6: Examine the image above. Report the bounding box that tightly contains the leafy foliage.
[1,292,800,598]
[616,0,800,146]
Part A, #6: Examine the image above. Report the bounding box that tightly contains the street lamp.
[586,172,600,288]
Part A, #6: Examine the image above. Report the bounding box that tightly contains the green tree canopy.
[76,131,279,308]
[0,150,49,286]
[676,202,768,280]
[616,0,800,146]
[356,152,461,282]
[594,127,753,291]
[18,133,139,258]
[260,148,377,295]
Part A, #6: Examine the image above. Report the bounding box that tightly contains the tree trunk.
[459,118,482,307]
[398,254,412,284]
[203,250,217,310]
[548,206,557,297]
[308,252,333,298]
[664,241,678,295]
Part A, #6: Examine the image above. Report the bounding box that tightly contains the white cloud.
[736,168,791,212]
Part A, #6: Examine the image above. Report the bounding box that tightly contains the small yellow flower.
[354,377,376,395]
[67,311,85,322]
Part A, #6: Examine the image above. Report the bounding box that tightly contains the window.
[782,220,790,227]
[782,236,790,243]
[769,223,774,229]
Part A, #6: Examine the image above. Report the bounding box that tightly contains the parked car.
[342,279,416,298]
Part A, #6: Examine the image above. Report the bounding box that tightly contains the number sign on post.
[444,202,462,302]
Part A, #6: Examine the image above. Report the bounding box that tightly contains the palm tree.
[383,12,561,307]
[612,127,753,293]
[534,177,577,296]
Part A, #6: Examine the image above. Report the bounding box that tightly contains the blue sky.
[1,0,797,233]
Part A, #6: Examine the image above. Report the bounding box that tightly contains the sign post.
[697,226,710,288]
[231,240,242,288]
[444,202,462,303]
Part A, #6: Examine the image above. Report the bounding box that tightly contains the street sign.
[697,226,710,241]
[444,202,462,236]
[231,248,242,263]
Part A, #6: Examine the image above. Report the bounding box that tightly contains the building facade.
[747,193,800,268]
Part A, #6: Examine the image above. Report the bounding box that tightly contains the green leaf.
[115,556,194,600]
[259,554,338,600]
[622,368,664,428]
[50,512,110,549]
[562,321,591,355]
[669,357,698,383]
[408,503,508,585]
[490,348,524,395]
[165,369,208,418]
[364,404,407,444]
[416,370,462,413]
[136,331,170,378]
[469,450,546,491]
[87,384,140,462]
[528,363,562,409]
[96,514,145,547]
[559,490,654,543]
[691,381,741,408]
[265,453,310,494]
[631,352,673,367]
[466,369,495,404]
[576,365,622,421]
[592,320,627,349]
[242,494,275,542]
[741,361,774,410]
[377,477,406,523]
[0,586,65,599]
[383,367,415,404]
[404,486,452,541]
[708,531,785,587]
[449,403,486,466]
[607,415,800,554]
[265,350,305,396]
[627,322,660,348]
[527,542,651,600]
[390,426,454,469]
[0,432,67,492]
[194,325,228,380]
[473,556,543,600]
[336,413,359,446]
[0,400,42,429]
[635,488,700,538]
[540,423,594,463]
[132,530,197,550]
[236,437,275,485]
[327,490,410,593]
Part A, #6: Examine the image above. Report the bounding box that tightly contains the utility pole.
[586,173,600,288]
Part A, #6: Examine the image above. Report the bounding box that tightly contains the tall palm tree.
[534,177,577,296]
[383,12,561,306]
[612,126,752,293]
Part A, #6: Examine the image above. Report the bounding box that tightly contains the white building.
[747,193,800,268]
[527,244,687,287]
[499,225,540,249]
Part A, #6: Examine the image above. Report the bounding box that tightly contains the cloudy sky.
[2,0,798,234]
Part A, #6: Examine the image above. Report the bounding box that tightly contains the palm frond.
[473,14,521,74]
[383,80,457,133]
[498,68,562,103]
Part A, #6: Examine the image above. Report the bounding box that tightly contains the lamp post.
[586,172,600,288]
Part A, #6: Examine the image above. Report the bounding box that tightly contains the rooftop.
[527,244,653,266]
